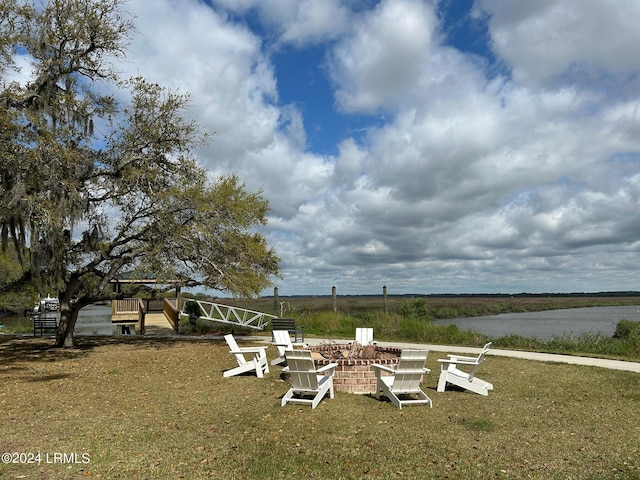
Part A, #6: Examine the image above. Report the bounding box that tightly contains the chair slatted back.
[355,327,373,345]
[285,350,319,391]
[391,349,429,393]
[355,328,374,345]
[467,342,492,380]
[273,330,293,357]
[224,334,246,366]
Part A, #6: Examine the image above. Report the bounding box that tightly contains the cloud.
[328,0,441,112]
[2,53,35,87]
[209,0,349,46]
[123,0,280,172]
[114,0,640,294]
[476,0,640,90]
[278,0,350,46]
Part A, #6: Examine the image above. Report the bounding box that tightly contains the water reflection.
[74,304,114,335]
[435,306,640,341]
[1,304,115,335]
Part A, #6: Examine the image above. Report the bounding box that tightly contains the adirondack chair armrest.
[446,354,478,361]
[275,342,308,348]
[400,368,431,375]
[229,347,267,355]
[316,363,338,374]
[438,358,479,366]
[371,364,396,374]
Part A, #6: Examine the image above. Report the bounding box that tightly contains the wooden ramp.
[143,312,174,334]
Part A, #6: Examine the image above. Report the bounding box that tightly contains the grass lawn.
[1,335,639,479]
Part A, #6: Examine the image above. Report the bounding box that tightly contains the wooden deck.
[111,298,178,334]
[112,313,173,334]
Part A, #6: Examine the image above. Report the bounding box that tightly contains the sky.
[56,0,640,295]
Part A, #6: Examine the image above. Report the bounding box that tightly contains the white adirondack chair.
[436,342,493,396]
[271,330,308,366]
[223,334,269,378]
[281,350,338,409]
[371,349,432,409]
[349,327,377,346]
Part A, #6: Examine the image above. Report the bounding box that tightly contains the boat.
[33,295,60,313]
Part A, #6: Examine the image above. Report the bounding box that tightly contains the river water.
[0,304,115,335]
[434,305,640,341]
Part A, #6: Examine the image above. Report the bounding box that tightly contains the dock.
[111,298,179,335]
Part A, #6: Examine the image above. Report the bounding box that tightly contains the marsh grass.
[292,311,486,346]
[226,294,640,320]
[222,295,640,361]
[286,310,640,361]
[1,336,639,479]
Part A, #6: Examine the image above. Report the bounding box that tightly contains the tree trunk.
[55,299,79,348]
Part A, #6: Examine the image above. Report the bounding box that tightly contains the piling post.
[383,285,388,315]
[273,287,279,317]
[332,286,337,313]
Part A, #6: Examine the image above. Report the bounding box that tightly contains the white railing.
[180,299,277,331]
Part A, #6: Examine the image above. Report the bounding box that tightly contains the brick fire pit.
[308,344,402,394]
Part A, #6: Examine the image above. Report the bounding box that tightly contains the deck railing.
[112,298,140,315]
[112,298,174,315]
[163,298,179,332]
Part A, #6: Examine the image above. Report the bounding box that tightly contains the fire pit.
[308,343,402,394]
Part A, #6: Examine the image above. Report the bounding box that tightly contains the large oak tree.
[0,0,280,347]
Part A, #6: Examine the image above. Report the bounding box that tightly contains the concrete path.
[255,336,640,373]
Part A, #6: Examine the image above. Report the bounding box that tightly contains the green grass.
[1,336,639,479]
[489,330,640,360]
[0,323,33,334]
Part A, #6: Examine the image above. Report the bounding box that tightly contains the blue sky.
[103,1,640,295]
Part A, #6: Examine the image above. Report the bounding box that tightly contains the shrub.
[614,319,640,339]
[401,298,431,321]
[433,307,459,318]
